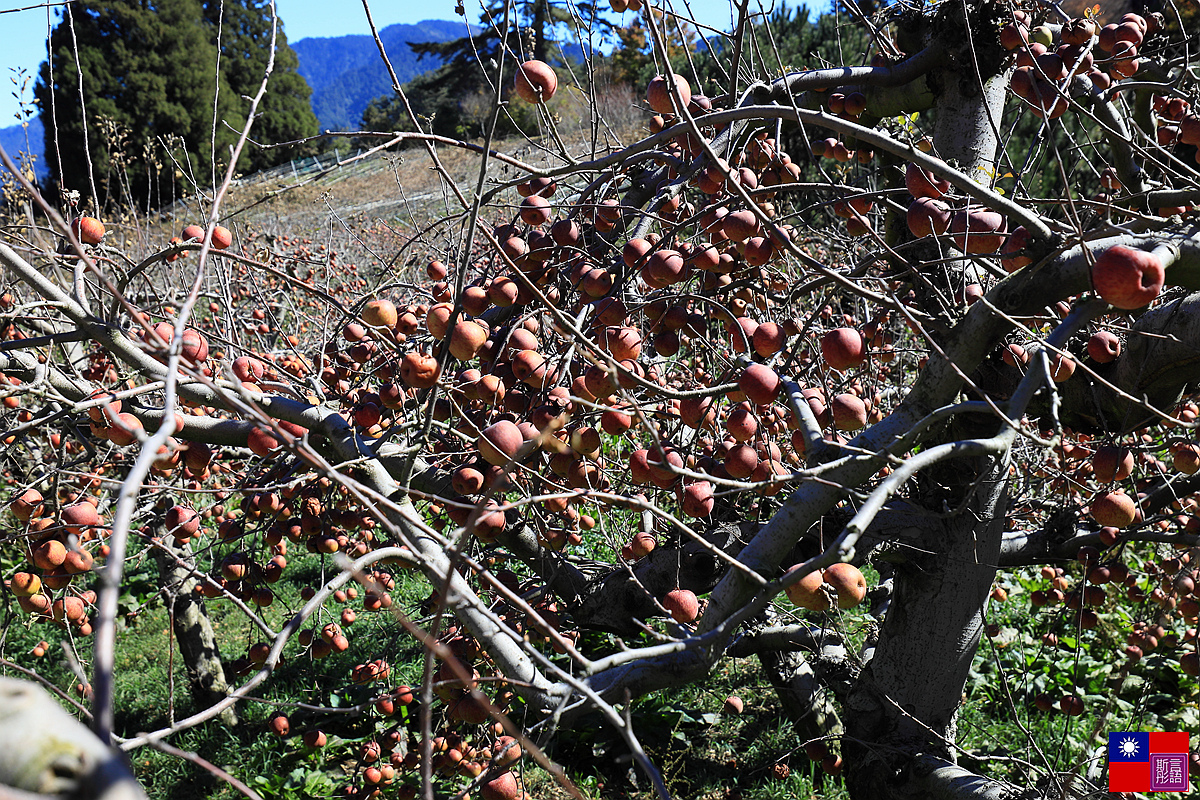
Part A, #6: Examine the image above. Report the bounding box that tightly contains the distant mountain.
[292,19,469,132]
[0,116,47,181]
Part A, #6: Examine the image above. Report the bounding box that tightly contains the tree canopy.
[34,0,317,209]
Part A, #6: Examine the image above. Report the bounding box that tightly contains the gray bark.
[1054,291,1200,433]
[0,677,145,800]
[153,536,238,728]
[844,456,1011,797]
[754,607,847,743]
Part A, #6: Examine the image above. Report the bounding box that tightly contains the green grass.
[4,516,1194,800]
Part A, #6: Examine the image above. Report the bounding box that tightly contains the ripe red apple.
[520,194,552,226]
[210,225,233,249]
[680,481,715,518]
[723,209,759,241]
[1180,115,1200,146]
[1086,330,1121,363]
[1058,695,1085,716]
[647,73,692,114]
[906,197,951,238]
[724,443,759,479]
[784,565,830,611]
[11,489,44,521]
[269,714,290,736]
[513,60,558,103]
[739,363,781,405]
[362,299,398,328]
[821,327,866,370]
[1048,352,1075,383]
[752,322,786,356]
[1061,17,1097,46]
[478,420,524,467]
[1171,443,1200,475]
[905,162,951,198]
[1091,245,1165,309]
[824,562,867,608]
[400,351,440,388]
[32,539,67,570]
[180,327,209,363]
[448,320,488,360]
[950,207,1007,254]
[662,588,700,623]
[1090,490,1137,527]
[1091,445,1133,482]
[70,216,105,245]
[62,501,100,534]
[1000,22,1029,50]
[165,505,201,538]
[481,771,521,800]
[1000,225,1033,272]
[831,393,867,431]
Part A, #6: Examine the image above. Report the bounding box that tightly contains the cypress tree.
[202,0,318,173]
[35,0,317,209]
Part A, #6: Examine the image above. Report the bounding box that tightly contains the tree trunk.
[756,609,845,743]
[843,457,1016,798]
[153,536,238,728]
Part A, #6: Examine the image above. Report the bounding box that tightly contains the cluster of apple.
[1003,416,1200,679]
[6,491,104,636]
[1152,93,1200,169]
[903,161,1013,255]
[185,478,395,617]
[808,84,875,167]
[1002,11,1162,118]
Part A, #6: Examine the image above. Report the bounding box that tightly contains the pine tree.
[35,0,317,209]
[202,0,319,173]
[368,0,607,138]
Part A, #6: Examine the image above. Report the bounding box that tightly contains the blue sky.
[1,0,771,126]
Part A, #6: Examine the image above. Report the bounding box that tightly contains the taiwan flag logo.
[1109,732,1191,792]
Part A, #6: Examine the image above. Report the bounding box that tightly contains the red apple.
[739,363,781,405]
[905,162,951,198]
[478,420,524,467]
[950,207,1007,254]
[824,562,867,608]
[647,73,692,114]
[210,225,233,249]
[513,60,558,103]
[1086,330,1121,363]
[821,327,866,371]
[1091,245,1164,309]
[906,197,951,238]
[1090,490,1137,527]
[784,565,830,611]
[1092,445,1134,482]
[680,481,715,518]
[71,216,106,245]
[662,588,700,623]
[831,393,868,431]
[1000,225,1033,272]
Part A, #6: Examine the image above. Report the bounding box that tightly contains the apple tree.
[1,0,1200,798]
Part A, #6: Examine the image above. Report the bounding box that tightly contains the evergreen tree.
[202,0,318,172]
[366,0,605,138]
[35,0,317,209]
